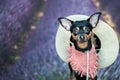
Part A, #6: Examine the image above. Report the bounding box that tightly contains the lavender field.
[0,0,119,80]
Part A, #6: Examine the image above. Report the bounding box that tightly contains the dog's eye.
[83,27,90,33]
[73,27,79,34]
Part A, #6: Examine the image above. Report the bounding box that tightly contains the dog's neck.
[73,39,92,52]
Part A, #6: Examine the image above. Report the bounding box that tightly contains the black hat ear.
[58,17,73,31]
[88,12,101,28]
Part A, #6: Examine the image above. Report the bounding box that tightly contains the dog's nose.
[80,36,85,40]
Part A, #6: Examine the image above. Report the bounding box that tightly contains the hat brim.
[56,15,119,68]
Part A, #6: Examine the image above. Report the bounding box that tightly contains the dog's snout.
[80,36,85,40]
[77,35,87,42]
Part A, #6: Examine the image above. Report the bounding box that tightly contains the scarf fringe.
[68,44,98,78]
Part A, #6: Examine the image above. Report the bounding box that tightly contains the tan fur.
[71,33,77,40]
[91,34,98,48]
[77,41,88,49]
[71,73,76,80]
[72,76,76,80]
[86,32,93,40]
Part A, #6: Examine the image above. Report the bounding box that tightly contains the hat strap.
[86,51,89,80]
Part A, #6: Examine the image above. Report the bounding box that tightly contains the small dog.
[58,12,101,80]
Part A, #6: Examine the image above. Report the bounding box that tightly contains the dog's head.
[58,12,101,43]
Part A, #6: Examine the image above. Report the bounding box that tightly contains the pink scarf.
[68,44,98,78]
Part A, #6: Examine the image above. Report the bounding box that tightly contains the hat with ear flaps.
[55,13,119,68]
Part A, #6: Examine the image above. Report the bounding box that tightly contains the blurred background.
[0,0,120,80]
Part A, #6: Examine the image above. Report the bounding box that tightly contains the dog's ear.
[58,17,73,31]
[88,12,101,28]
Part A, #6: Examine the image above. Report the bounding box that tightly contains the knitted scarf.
[68,44,98,78]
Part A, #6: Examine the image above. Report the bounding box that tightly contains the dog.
[58,12,101,80]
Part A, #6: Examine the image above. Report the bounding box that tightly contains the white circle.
[56,15,119,68]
